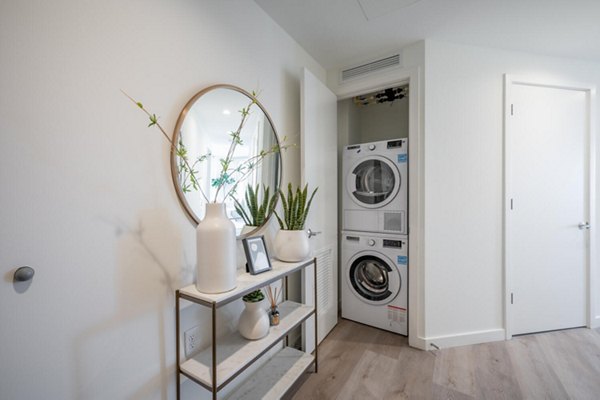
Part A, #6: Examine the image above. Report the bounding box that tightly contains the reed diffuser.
[266,284,282,326]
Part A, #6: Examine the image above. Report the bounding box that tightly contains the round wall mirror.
[171,84,282,237]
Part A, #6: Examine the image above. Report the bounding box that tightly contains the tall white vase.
[196,203,237,294]
[274,230,311,262]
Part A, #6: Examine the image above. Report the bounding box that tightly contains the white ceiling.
[254,0,600,70]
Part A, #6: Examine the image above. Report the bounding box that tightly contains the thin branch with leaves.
[124,88,294,206]
[122,90,210,203]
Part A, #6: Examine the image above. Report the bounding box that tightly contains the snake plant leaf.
[299,186,318,230]
[268,188,278,215]
[248,185,259,225]
[274,211,285,230]
[234,198,252,226]
[294,185,307,230]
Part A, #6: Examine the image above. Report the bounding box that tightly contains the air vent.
[341,54,401,82]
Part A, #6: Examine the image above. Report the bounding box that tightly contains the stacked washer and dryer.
[341,139,408,335]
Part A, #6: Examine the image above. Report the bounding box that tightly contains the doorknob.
[578,222,590,230]
[308,229,322,238]
[13,266,35,282]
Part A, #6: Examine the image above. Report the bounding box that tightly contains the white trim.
[504,75,513,340]
[587,86,597,330]
[424,329,506,350]
[504,74,597,339]
[333,66,425,350]
[409,335,427,350]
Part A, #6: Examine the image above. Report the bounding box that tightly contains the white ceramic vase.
[238,299,270,340]
[240,225,258,236]
[195,203,237,294]
[274,229,310,262]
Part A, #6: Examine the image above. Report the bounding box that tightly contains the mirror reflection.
[171,85,281,236]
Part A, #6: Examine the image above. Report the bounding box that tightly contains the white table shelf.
[175,257,318,400]
[179,259,314,307]
[225,347,314,400]
[180,301,313,389]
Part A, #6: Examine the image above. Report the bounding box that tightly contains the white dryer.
[341,231,407,335]
[342,139,408,234]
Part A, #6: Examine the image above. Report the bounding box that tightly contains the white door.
[301,67,338,352]
[507,79,590,336]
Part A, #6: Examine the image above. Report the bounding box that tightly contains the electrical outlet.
[184,325,202,357]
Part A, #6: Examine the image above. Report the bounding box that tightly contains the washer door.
[346,155,400,209]
[347,253,400,305]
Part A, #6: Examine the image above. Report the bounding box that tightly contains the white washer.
[341,231,408,335]
[342,138,408,234]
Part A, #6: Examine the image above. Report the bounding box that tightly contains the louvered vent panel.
[315,247,333,312]
[341,54,401,81]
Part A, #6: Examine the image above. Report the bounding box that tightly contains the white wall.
[357,96,409,143]
[422,40,600,346]
[0,1,325,399]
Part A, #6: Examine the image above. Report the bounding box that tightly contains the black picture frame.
[242,235,273,275]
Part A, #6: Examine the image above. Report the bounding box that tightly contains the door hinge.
[510,104,514,115]
[510,198,514,210]
[511,293,514,304]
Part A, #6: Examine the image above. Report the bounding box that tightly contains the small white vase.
[195,203,237,294]
[274,230,310,262]
[238,299,270,340]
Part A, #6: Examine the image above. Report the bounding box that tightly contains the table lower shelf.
[179,301,313,390]
[225,347,314,400]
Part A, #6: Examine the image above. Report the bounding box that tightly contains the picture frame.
[242,235,272,275]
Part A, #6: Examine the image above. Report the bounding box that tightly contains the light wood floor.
[291,319,600,400]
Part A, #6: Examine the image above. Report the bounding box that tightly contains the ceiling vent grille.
[341,54,401,82]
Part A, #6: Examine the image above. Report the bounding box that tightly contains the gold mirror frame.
[170,84,282,238]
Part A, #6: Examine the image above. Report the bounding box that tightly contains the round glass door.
[346,155,400,209]
[347,254,400,305]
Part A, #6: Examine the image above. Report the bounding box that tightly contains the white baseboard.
[592,316,600,329]
[422,328,505,350]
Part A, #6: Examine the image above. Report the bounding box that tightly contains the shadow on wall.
[72,209,190,400]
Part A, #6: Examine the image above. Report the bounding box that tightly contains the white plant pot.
[274,229,310,262]
[238,299,270,340]
[195,203,237,294]
[240,225,258,236]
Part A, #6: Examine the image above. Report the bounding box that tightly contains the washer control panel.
[383,239,404,249]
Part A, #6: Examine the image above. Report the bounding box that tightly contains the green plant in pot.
[273,183,318,262]
[238,289,269,340]
[242,289,265,303]
[234,184,278,234]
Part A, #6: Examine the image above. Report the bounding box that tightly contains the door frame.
[336,66,424,349]
[504,74,597,339]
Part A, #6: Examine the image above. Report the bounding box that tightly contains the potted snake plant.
[234,184,278,235]
[273,183,318,262]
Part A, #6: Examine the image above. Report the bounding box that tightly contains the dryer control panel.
[387,139,406,149]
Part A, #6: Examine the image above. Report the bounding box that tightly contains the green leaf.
[148,114,158,127]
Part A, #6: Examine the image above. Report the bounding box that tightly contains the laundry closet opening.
[337,84,410,235]
[337,84,410,337]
